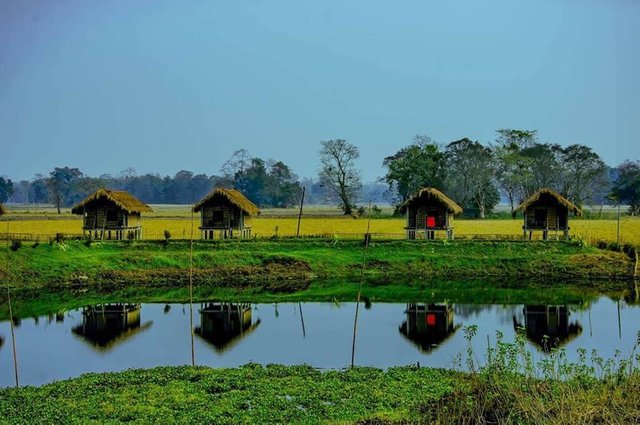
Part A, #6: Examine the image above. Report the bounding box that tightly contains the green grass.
[0,239,634,292]
[1,359,638,424]
[0,365,458,424]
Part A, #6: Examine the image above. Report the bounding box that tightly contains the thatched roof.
[71,189,153,214]
[515,189,582,216]
[0,203,6,216]
[193,188,260,215]
[399,188,463,215]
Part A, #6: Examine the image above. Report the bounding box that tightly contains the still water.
[1,298,639,387]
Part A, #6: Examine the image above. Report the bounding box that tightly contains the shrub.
[84,235,93,247]
[163,230,171,241]
[10,240,22,251]
[607,241,621,252]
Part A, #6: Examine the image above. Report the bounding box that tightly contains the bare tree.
[318,139,361,215]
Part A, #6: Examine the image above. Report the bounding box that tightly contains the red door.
[426,216,436,228]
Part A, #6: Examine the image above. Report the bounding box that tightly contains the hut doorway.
[534,208,547,227]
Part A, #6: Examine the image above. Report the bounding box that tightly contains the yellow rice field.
[2,215,639,245]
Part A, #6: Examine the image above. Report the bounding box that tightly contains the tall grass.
[426,326,640,424]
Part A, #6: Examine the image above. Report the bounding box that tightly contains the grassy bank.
[1,362,638,424]
[0,239,634,292]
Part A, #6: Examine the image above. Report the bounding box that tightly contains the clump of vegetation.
[424,326,640,424]
[162,230,171,247]
[10,240,21,251]
[83,234,93,247]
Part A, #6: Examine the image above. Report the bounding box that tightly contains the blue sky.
[1,0,639,182]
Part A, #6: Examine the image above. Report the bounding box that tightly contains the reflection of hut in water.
[0,335,4,349]
[399,303,460,352]
[513,305,582,352]
[195,303,261,352]
[72,303,152,349]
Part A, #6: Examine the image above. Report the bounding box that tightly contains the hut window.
[106,209,118,222]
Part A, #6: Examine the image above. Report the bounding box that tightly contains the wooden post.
[296,187,306,238]
[617,203,621,245]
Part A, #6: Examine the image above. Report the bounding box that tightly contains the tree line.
[1,128,638,216]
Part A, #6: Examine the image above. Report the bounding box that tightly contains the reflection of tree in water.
[454,304,522,325]
[513,305,582,352]
[72,304,152,350]
[195,303,261,353]
[399,303,460,352]
[0,334,4,349]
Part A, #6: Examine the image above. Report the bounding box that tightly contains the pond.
[1,297,639,387]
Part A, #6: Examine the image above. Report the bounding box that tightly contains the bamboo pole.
[7,286,19,387]
[189,204,196,367]
[617,204,621,245]
[296,187,306,238]
[350,201,372,368]
[298,302,306,338]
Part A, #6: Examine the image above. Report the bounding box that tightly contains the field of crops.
[2,207,639,245]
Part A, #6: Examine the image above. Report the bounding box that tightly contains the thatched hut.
[0,203,6,216]
[193,188,260,239]
[71,189,153,240]
[399,303,459,352]
[399,188,463,240]
[515,189,582,241]
[194,302,261,352]
[513,305,582,352]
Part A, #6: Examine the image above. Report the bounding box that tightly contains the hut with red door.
[399,188,462,240]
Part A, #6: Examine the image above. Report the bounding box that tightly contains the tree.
[0,177,14,203]
[445,138,499,218]
[557,144,607,206]
[519,143,564,196]
[265,160,302,208]
[318,139,362,215]
[494,129,538,214]
[30,175,50,204]
[47,167,84,213]
[610,161,640,215]
[382,135,447,208]
[220,149,252,187]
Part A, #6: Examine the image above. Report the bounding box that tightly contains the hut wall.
[243,214,252,228]
[412,206,448,229]
[83,204,129,229]
[525,206,568,231]
[201,205,242,229]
